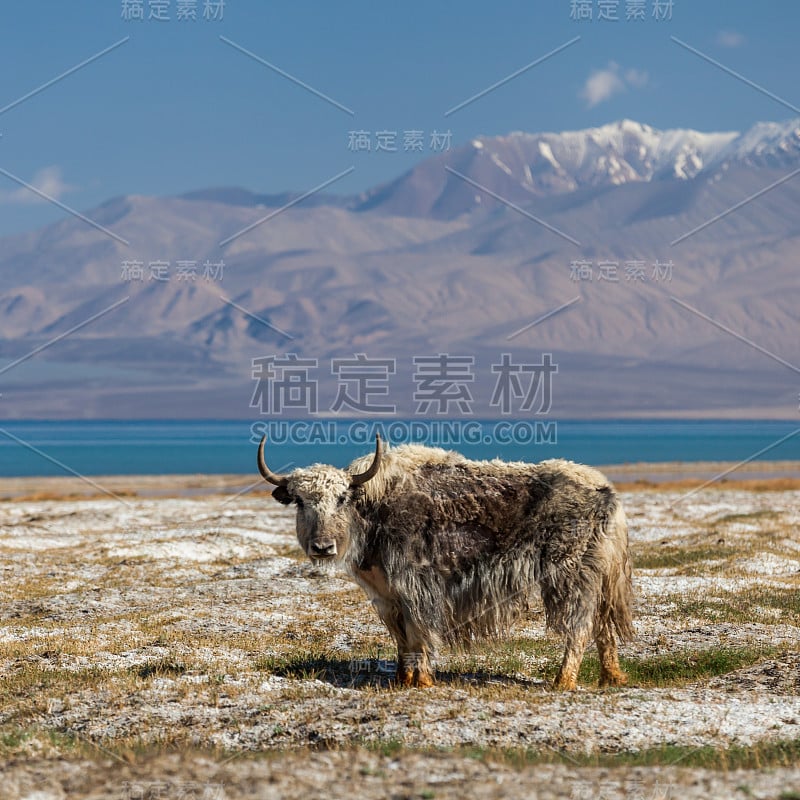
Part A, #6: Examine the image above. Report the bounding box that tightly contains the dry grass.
[2,489,139,502]
[666,586,800,626]
[1,481,800,797]
[615,477,800,492]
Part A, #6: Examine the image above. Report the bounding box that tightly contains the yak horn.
[350,433,382,487]
[257,436,289,487]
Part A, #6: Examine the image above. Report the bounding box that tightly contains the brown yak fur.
[269,442,633,690]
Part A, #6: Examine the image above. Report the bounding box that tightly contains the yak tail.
[600,502,635,642]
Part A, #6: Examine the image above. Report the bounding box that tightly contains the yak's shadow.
[262,655,545,690]
[435,668,545,689]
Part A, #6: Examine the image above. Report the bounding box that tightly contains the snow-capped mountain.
[354,118,800,218]
[1,118,799,418]
[711,118,800,168]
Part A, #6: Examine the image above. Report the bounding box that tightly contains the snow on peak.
[713,118,800,164]
[463,118,800,193]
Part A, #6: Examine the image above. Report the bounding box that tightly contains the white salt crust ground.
[1,484,799,798]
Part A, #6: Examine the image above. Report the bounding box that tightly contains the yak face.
[273,467,358,563]
[258,433,382,564]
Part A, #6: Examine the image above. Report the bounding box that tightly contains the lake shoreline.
[0,459,798,500]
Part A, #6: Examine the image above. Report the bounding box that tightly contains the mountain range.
[0,118,798,419]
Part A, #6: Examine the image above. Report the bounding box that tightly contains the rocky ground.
[1,469,799,798]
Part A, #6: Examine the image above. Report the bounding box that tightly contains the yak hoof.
[395,668,435,688]
[553,674,577,691]
[413,671,435,688]
[395,667,414,687]
[599,670,628,688]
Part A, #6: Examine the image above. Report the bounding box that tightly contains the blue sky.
[0,0,798,236]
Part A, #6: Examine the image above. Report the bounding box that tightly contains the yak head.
[257,434,382,564]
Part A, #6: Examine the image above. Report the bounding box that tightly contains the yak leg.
[398,650,434,688]
[596,624,626,687]
[596,618,627,688]
[544,579,597,691]
[400,610,435,688]
[553,625,592,690]
[372,599,414,685]
[596,547,631,688]
[371,599,434,688]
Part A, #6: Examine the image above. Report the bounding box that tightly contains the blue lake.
[0,419,798,477]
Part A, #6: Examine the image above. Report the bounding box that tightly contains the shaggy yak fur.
[260,436,633,690]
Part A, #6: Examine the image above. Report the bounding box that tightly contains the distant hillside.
[0,118,798,419]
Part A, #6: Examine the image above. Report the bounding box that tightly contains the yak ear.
[271,486,293,505]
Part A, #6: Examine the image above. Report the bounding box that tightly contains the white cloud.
[0,166,75,205]
[624,68,649,89]
[580,63,649,108]
[716,29,745,48]
[581,63,625,107]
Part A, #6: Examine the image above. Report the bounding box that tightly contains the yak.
[258,434,633,690]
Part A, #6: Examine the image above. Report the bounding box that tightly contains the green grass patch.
[0,727,34,751]
[4,727,799,773]
[266,637,780,689]
[612,645,775,687]
[714,510,780,525]
[362,737,406,757]
[454,737,800,770]
[255,652,333,680]
[254,643,398,684]
[633,544,738,571]
[444,636,558,683]
[133,658,188,679]
[206,735,800,770]
[0,725,83,759]
[254,651,368,685]
[0,664,112,705]
[449,639,774,688]
[672,587,800,626]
